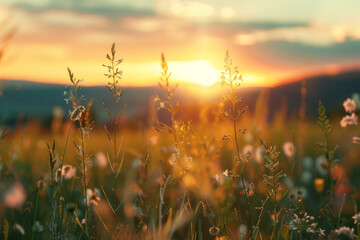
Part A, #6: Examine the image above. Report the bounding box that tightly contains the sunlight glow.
[168,61,220,86]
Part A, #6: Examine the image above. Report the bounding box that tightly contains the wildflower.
[282,142,295,158]
[86,188,101,206]
[343,98,357,113]
[209,226,220,235]
[335,226,355,238]
[61,165,76,179]
[33,221,44,232]
[353,137,360,144]
[242,144,254,158]
[4,183,26,208]
[340,113,358,127]
[95,152,108,169]
[55,168,62,182]
[318,228,325,237]
[353,212,360,224]
[254,146,264,164]
[238,224,247,239]
[69,105,85,121]
[289,212,318,235]
[223,169,229,177]
[14,223,25,235]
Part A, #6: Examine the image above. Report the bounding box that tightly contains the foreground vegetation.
[0,44,360,240]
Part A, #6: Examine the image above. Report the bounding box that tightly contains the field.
[0,44,360,240]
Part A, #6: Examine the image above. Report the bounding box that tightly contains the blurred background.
[0,0,360,124]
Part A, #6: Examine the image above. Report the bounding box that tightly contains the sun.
[168,60,220,87]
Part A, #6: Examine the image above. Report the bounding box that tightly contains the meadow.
[1,44,360,240]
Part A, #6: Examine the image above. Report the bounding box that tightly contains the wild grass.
[0,43,360,239]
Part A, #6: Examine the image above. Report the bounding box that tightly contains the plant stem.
[50,164,54,239]
[273,174,278,239]
[32,188,40,240]
[79,122,89,238]
[111,57,118,210]
[229,70,252,234]
[253,196,269,240]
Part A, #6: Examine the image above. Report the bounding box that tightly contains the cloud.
[156,0,215,19]
[6,1,155,19]
[235,39,360,71]
[120,17,179,33]
[235,25,360,46]
[38,10,109,28]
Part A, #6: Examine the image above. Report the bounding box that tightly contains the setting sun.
[168,60,220,87]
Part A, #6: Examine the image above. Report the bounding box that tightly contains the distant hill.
[0,70,359,125]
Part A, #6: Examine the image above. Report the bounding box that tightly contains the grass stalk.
[103,43,125,210]
[221,50,252,234]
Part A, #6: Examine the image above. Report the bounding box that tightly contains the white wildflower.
[343,98,357,113]
[86,188,101,206]
[61,165,76,179]
[34,221,44,232]
[353,212,360,224]
[340,113,358,127]
[238,224,247,239]
[14,223,25,235]
[254,146,264,164]
[282,142,295,158]
[209,226,220,235]
[69,105,85,121]
[95,152,108,169]
[335,226,355,238]
[242,144,254,158]
[4,183,26,208]
[353,137,360,144]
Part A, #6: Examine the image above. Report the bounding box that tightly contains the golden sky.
[1,0,360,87]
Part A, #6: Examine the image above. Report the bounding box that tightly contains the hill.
[0,70,359,125]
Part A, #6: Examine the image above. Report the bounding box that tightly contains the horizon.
[1,66,359,89]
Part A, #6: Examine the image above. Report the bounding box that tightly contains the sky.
[0,0,360,87]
